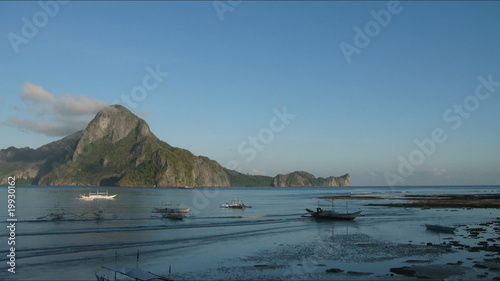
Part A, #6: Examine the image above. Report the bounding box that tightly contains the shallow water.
[0,185,499,280]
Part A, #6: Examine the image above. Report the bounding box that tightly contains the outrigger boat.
[220,199,251,209]
[305,199,361,220]
[80,191,117,201]
[38,207,66,220]
[37,203,77,221]
[306,208,362,220]
[162,212,185,220]
[96,264,170,281]
[153,203,190,214]
[96,250,171,281]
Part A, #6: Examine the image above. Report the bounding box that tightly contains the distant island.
[0,105,349,187]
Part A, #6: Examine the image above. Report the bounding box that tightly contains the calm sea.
[1,185,499,280]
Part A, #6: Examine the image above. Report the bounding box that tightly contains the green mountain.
[0,105,349,187]
[0,131,83,185]
[224,168,273,187]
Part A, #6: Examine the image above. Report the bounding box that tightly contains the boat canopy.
[102,265,167,281]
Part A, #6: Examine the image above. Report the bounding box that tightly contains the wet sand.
[181,219,500,280]
[182,193,500,280]
[320,193,500,208]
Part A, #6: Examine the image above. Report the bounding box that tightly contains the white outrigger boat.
[220,199,251,209]
[80,191,117,201]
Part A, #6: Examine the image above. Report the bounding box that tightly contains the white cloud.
[21,82,57,103]
[55,94,108,115]
[3,82,109,137]
[5,115,90,137]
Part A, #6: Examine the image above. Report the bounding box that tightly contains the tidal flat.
[173,219,499,280]
[0,186,499,280]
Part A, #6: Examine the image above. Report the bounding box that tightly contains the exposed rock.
[325,268,344,273]
[390,267,416,277]
[406,259,433,264]
[346,271,373,275]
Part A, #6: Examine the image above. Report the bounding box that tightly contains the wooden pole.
[136,250,140,269]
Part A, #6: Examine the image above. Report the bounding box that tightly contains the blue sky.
[1,1,499,186]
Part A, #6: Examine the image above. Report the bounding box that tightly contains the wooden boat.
[220,199,251,209]
[424,224,455,233]
[162,212,185,220]
[37,203,69,220]
[80,191,116,201]
[94,207,105,220]
[153,203,190,214]
[306,199,361,220]
[306,208,362,220]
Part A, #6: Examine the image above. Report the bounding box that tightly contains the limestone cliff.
[272,171,350,187]
[35,105,230,187]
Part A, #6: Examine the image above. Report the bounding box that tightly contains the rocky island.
[0,105,349,187]
[272,171,350,187]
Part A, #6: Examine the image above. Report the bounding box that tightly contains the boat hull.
[80,192,116,200]
[162,213,185,220]
[220,204,249,209]
[220,199,251,209]
[153,207,191,213]
[306,209,361,220]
